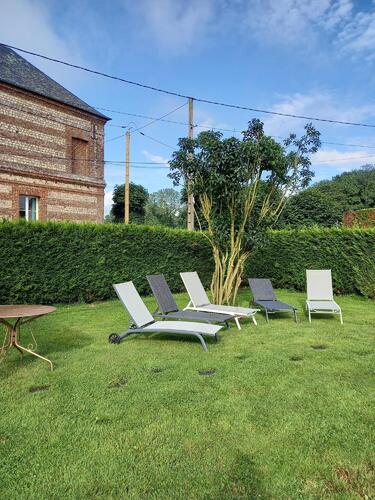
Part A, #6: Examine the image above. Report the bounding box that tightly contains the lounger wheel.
[108,333,121,344]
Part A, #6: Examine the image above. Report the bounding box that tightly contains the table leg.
[13,340,53,371]
[0,321,13,362]
[0,318,53,371]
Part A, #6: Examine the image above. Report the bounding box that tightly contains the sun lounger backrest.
[180,272,210,307]
[249,278,276,301]
[147,274,179,314]
[113,281,155,327]
[306,270,334,300]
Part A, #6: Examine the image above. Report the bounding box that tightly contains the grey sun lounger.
[180,271,258,330]
[147,274,234,328]
[248,278,297,322]
[109,281,222,352]
[306,270,343,324]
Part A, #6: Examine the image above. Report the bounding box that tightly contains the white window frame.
[19,195,39,221]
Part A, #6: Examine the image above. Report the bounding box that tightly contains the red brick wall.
[0,83,106,223]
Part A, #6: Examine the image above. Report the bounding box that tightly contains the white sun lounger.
[109,281,222,352]
[180,271,258,330]
[306,270,343,324]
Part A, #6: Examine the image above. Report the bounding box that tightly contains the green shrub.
[1,222,374,304]
[0,220,212,304]
[247,227,375,297]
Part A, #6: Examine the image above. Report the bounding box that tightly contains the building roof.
[0,45,109,121]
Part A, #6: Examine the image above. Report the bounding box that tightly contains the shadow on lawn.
[0,324,92,378]
[219,452,270,498]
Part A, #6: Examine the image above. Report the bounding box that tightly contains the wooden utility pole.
[124,130,130,224]
[187,97,194,230]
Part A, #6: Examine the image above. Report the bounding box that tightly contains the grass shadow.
[219,452,269,498]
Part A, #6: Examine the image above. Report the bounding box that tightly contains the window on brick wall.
[19,195,38,221]
[72,137,89,175]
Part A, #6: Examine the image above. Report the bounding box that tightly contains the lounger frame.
[248,278,297,323]
[305,270,343,324]
[181,272,258,330]
[109,281,222,351]
[146,274,233,328]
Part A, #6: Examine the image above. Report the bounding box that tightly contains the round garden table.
[0,305,56,371]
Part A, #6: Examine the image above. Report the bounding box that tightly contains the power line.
[103,111,375,149]
[311,154,375,164]
[104,102,187,143]
[138,131,175,149]
[2,147,375,167]
[4,43,375,129]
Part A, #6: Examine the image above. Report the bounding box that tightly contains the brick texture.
[0,83,106,223]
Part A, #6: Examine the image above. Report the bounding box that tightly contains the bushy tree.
[278,188,342,227]
[145,188,184,228]
[169,119,320,305]
[278,164,375,228]
[110,183,148,224]
[314,164,375,211]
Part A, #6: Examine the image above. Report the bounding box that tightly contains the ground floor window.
[19,195,38,221]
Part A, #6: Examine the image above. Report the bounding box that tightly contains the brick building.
[0,45,110,223]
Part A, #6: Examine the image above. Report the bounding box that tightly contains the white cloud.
[104,190,113,215]
[240,0,375,60]
[128,0,216,54]
[0,0,83,85]
[336,7,375,60]
[243,0,352,43]
[311,148,375,169]
[262,91,375,137]
[141,149,170,164]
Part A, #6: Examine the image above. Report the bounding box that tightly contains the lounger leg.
[234,317,241,330]
[293,310,297,323]
[308,309,311,323]
[339,310,343,325]
[194,333,208,352]
[265,310,269,323]
[252,315,257,326]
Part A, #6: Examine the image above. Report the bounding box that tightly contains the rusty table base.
[0,316,53,371]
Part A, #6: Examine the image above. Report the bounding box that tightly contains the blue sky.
[2,0,375,213]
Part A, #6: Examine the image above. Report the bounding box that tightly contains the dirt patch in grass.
[108,377,128,389]
[95,417,111,425]
[150,367,164,374]
[290,355,303,362]
[198,369,216,376]
[235,354,249,361]
[311,344,328,350]
[29,385,50,393]
[322,463,375,497]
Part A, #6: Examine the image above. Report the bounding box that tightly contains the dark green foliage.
[0,220,212,304]
[110,182,149,223]
[279,189,342,228]
[279,165,375,228]
[315,165,375,211]
[247,227,375,297]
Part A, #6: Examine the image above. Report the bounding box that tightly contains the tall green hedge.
[0,220,212,304]
[247,227,375,298]
[1,222,374,304]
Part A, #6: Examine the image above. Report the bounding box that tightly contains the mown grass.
[0,289,374,499]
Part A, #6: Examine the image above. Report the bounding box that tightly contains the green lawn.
[1,289,374,499]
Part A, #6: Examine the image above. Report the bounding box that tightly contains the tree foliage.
[145,188,184,228]
[278,188,342,228]
[279,164,375,228]
[169,119,321,304]
[110,182,149,224]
